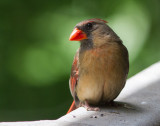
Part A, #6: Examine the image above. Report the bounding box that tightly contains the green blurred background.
[0,0,160,121]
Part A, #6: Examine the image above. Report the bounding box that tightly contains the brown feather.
[68,19,129,113]
[69,49,79,98]
[76,42,128,105]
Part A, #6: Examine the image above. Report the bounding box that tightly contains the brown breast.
[76,43,129,104]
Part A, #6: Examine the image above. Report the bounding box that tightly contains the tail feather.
[67,101,76,114]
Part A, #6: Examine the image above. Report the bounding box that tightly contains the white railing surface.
[0,62,160,126]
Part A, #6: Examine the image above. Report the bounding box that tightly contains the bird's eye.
[85,23,93,30]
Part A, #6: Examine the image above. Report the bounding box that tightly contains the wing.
[69,49,79,98]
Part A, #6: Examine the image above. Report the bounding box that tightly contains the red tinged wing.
[67,49,79,114]
[69,49,79,97]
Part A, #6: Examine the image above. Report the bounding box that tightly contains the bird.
[67,18,129,114]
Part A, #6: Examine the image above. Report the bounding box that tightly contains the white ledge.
[1,62,160,126]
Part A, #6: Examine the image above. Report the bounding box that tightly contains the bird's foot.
[81,101,100,111]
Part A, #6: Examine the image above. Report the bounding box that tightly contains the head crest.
[95,18,108,23]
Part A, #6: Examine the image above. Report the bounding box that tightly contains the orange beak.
[69,28,87,41]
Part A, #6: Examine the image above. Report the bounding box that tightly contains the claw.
[81,101,100,111]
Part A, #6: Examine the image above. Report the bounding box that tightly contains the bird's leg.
[81,101,100,111]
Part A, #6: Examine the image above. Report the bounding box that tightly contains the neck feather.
[80,39,93,53]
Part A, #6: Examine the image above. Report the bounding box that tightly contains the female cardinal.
[67,19,129,114]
